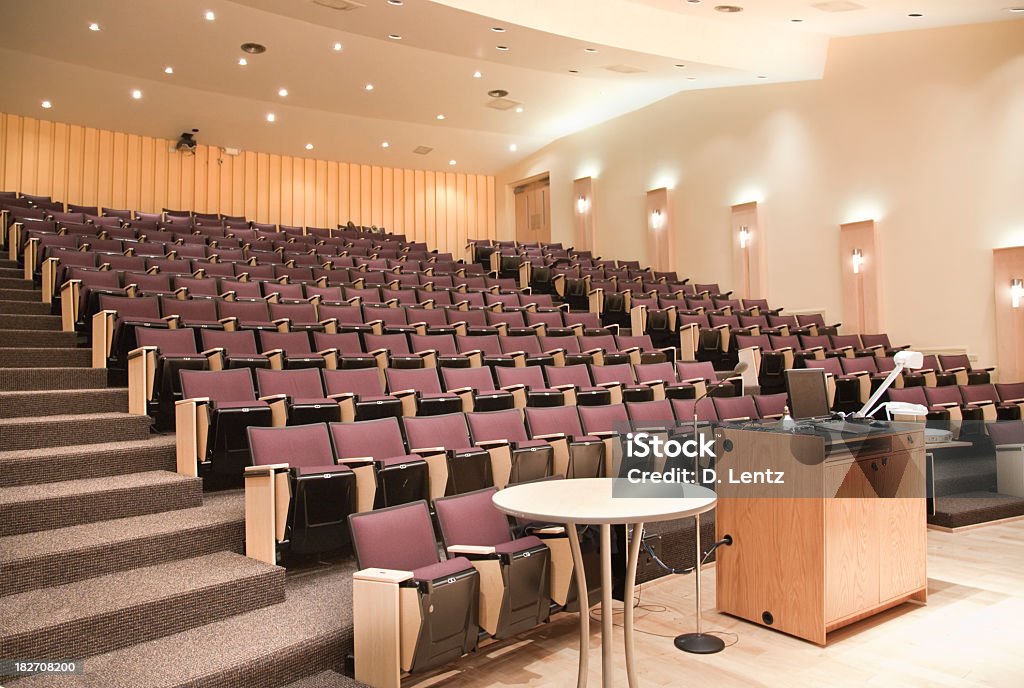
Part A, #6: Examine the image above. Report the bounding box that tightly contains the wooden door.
[514,178,550,245]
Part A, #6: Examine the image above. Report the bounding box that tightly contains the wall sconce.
[576,195,589,214]
[650,209,664,229]
[1012,278,1024,309]
[852,248,864,274]
[739,225,750,249]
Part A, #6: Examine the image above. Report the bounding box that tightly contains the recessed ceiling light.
[381,141,390,148]
[496,45,509,51]
[131,89,142,100]
[514,106,524,113]
[568,69,579,74]
[266,113,276,122]
[584,48,597,53]
[238,58,248,66]
[491,27,506,32]
[88,22,100,31]
[1009,7,1024,12]
[387,34,402,40]
[305,143,314,150]
[365,83,374,91]
[333,42,343,51]
[449,160,457,166]
[204,10,215,21]
[674,64,686,68]
[241,42,266,54]
[387,0,404,4]
[473,71,482,78]
[715,5,744,12]
[278,88,289,97]
[687,77,697,81]
[791,18,804,22]
[687,0,702,3]
[436,114,446,120]
[908,13,923,17]
[757,75,767,79]
[509,144,517,152]
[41,100,52,109]
[164,66,174,74]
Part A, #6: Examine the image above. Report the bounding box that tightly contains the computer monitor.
[785,368,831,420]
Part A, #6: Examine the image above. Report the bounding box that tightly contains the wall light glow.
[852,248,864,274]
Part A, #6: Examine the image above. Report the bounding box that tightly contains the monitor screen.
[785,368,830,420]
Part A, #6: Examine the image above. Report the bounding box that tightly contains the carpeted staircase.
[0,258,365,687]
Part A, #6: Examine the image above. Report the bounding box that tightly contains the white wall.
[495,20,1024,369]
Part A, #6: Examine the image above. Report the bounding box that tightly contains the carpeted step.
[0,366,107,390]
[0,287,39,301]
[0,276,34,289]
[0,299,51,315]
[10,562,355,688]
[0,492,245,596]
[0,388,127,418]
[0,470,201,536]
[0,347,90,367]
[0,266,25,278]
[0,330,78,347]
[0,313,61,330]
[280,671,371,688]
[0,412,151,451]
[0,436,176,488]
[0,551,285,667]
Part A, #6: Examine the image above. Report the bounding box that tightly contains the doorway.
[513,175,551,245]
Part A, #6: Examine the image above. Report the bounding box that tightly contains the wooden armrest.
[353,568,414,584]
[244,462,289,475]
[392,388,417,397]
[127,345,157,360]
[447,544,497,555]
[534,432,567,441]
[327,392,356,401]
[410,446,446,455]
[259,394,288,403]
[475,439,510,448]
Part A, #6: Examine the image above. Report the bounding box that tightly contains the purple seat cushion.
[494,535,544,556]
[295,464,351,476]
[413,557,473,582]
[213,400,268,410]
[377,454,425,467]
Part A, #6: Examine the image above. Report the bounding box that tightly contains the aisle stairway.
[0,258,364,687]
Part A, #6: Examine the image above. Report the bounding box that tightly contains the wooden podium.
[713,421,928,645]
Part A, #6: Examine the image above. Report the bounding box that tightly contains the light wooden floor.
[407,520,1024,687]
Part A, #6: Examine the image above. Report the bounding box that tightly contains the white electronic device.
[855,350,925,419]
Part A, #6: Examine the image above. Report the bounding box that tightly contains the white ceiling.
[0,0,1018,174]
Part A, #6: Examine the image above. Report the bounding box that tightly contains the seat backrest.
[259,331,314,355]
[323,368,385,397]
[578,403,630,434]
[539,335,582,354]
[466,409,529,443]
[442,366,497,393]
[840,357,879,374]
[924,386,962,406]
[434,488,511,548]
[712,395,759,421]
[248,422,335,468]
[960,384,997,405]
[859,333,892,349]
[887,387,928,405]
[136,327,199,356]
[457,334,502,356]
[634,362,677,384]
[670,398,718,423]
[180,368,256,402]
[735,334,770,351]
[98,294,160,319]
[410,333,458,355]
[218,299,271,324]
[364,333,412,354]
[615,335,654,352]
[830,334,861,350]
[676,361,715,381]
[753,393,789,417]
[996,382,1024,402]
[255,367,325,398]
[402,413,472,451]
[269,302,318,325]
[800,335,831,350]
[349,501,440,571]
[988,421,1024,447]
[386,367,443,394]
[938,354,971,371]
[625,400,675,427]
[493,365,545,389]
[201,328,260,355]
[544,364,592,388]
[330,417,408,460]
[312,331,364,354]
[805,357,843,376]
[769,335,800,350]
[797,313,826,327]
[580,335,616,351]
[524,405,584,437]
[590,363,636,386]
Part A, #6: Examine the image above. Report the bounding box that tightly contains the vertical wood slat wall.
[0,113,497,254]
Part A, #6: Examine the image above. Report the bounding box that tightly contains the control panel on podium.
[712,418,928,645]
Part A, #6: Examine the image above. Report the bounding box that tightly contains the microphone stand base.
[674,632,725,654]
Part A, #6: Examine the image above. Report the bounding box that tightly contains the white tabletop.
[492,478,717,525]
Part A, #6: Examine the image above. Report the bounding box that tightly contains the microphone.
[688,361,749,476]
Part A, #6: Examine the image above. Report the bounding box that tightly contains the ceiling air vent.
[604,64,646,74]
[312,0,366,11]
[811,1,865,11]
[486,98,520,111]
[413,146,433,155]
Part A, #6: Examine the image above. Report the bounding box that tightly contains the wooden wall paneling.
[371,165,383,228]
[839,220,881,334]
[96,129,113,208]
[110,131,126,209]
[279,154,292,225]
[217,149,232,217]
[138,135,154,213]
[303,158,316,228]
[424,171,436,250]
[338,162,350,227]
[207,146,221,216]
[20,116,38,197]
[345,163,357,224]
[0,114,7,190]
[486,176,496,240]
[466,175,478,257]
[82,127,99,207]
[326,161,339,229]
[434,172,448,254]
[256,153,270,223]
[125,133,141,211]
[192,145,207,213]
[456,173,467,256]
[241,151,257,222]
[3,114,22,192]
[403,169,415,238]
[992,247,1024,381]
[267,154,281,225]
[165,149,181,212]
[445,172,458,255]
[36,119,53,199]
[179,143,195,212]
[382,167,394,233]
[360,164,371,226]
[51,122,68,204]
[315,160,328,228]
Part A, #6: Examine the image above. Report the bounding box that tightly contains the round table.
[492,478,717,688]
